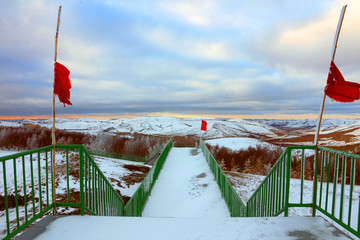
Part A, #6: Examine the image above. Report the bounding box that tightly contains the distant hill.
[1,117,360,148]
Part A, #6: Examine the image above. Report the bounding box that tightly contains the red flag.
[54,62,72,107]
[201,120,207,131]
[324,60,360,103]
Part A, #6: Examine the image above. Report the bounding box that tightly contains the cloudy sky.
[1,0,360,119]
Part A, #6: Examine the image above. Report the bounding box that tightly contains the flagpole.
[312,5,347,217]
[52,5,62,217]
[314,5,347,147]
[199,128,201,147]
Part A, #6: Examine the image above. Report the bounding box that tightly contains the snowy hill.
[251,119,359,129]
[1,117,277,139]
[2,117,360,147]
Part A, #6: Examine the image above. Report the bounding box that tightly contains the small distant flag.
[201,120,207,131]
[54,62,72,107]
[325,60,360,103]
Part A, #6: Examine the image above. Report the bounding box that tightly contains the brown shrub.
[206,143,284,176]
[172,136,197,147]
[0,126,169,157]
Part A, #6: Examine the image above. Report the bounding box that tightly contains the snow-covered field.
[205,137,275,151]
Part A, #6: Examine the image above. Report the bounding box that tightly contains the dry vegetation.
[206,144,284,175]
[0,125,168,157]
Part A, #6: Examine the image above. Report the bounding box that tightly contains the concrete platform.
[19,215,353,240]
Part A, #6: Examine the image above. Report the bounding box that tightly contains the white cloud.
[161,0,216,27]
[249,1,360,70]
[142,26,233,60]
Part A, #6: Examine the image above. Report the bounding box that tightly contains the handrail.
[247,145,360,238]
[1,144,124,240]
[315,146,360,238]
[1,146,54,240]
[200,139,247,217]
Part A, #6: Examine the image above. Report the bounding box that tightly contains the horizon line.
[1,113,360,120]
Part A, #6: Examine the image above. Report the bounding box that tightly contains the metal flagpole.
[312,5,347,217]
[52,5,62,217]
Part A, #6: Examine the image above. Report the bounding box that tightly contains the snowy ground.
[142,147,230,217]
[34,215,350,240]
[205,137,275,151]
[91,155,150,198]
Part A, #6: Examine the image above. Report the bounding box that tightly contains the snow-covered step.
[142,147,230,217]
[32,216,351,240]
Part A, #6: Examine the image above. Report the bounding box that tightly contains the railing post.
[312,147,319,217]
[284,148,291,217]
[79,147,85,216]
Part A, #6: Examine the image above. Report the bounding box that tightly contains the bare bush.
[0,126,169,157]
[206,143,284,175]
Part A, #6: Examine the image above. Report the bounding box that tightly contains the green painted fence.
[315,146,360,238]
[200,139,247,217]
[124,139,172,216]
[0,145,124,240]
[247,145,360,238]
[1,146,54,240]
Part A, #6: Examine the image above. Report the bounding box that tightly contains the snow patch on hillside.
[205,137,274,151]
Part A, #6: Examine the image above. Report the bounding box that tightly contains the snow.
[35,216,349,240]
[0,117,278,138]
[205,137,274,151]
[142,147,230,217]
[0,150,18,157]
[254,118,359,129]
[91,155,151,197]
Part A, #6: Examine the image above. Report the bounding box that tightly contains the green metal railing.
[0,145,124,240]
[246,145,360,238]
[200,139,247,217]
[76,145,124,216]
[246,146,314,217]
[315,146,360,238]
[124,139,172,216]
[1,146,55,240]
[2,140,360,239]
